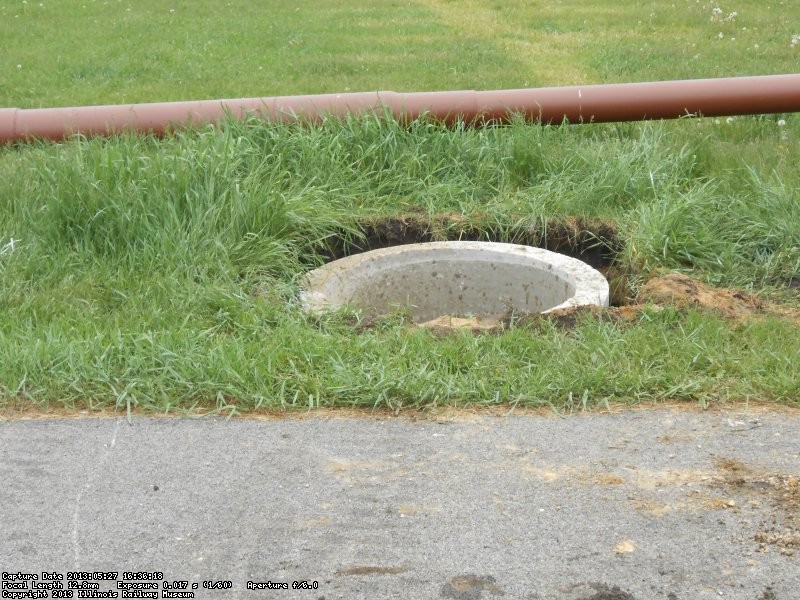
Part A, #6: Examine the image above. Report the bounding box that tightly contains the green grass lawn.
[1,1,798,415]
[2,0,798,106]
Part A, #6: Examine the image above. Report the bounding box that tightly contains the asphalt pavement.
[1,406,798,600]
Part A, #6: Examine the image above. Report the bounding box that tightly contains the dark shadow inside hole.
[317,213,633,306]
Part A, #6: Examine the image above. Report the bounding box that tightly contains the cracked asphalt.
[1,406,798,599]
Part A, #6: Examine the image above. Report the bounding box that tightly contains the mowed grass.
[0,1,799,414]
[2,0,799,106]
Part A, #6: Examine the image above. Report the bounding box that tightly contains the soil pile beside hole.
[638,273,762,318]
[639,273,800,323]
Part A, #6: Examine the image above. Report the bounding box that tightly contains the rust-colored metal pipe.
[1,74,798,144]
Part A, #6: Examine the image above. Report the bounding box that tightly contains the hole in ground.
[302,214,800,331]
[318,213,634,307]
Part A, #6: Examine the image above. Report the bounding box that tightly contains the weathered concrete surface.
[302,242,610,322]
[1,407,798,599]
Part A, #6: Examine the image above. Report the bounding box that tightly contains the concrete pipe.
[301,242,610,323]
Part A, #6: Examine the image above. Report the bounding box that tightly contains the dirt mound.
[638,273,800,323]
[638,273,762,319]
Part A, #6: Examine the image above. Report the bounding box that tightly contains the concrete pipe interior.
[301,241,610,323]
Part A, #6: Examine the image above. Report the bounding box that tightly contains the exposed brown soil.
[4,399,799,422]
[536,272,800,331]
[639,273,800,322]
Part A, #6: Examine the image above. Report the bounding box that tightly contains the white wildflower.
[777,119,786,126]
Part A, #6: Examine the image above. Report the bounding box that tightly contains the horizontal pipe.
[1,74,799,144]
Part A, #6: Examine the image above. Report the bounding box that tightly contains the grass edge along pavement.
[0,114,799,416]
